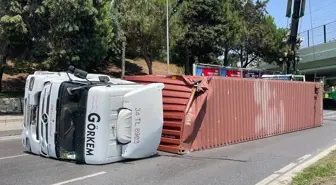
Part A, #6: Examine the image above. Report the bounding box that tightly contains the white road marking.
[274,163,297,174]
[297,154,312,163]
[255,174,280,185]
[323,112,336,116]
[269,143,336,185]
[50,171,107,185]
[323,110,336,115]
[0,135,21,141]
[0,154,28,160]
[324,115,336,119]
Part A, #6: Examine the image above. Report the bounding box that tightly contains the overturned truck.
[21,66,164,164]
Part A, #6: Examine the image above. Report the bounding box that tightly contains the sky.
[266,0,336,47]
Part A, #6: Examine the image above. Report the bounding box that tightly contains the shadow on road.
[119,152,249,165]
[159,153,249,163]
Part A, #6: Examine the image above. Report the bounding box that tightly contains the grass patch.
[292,150,336,185]
[0,91,24,98]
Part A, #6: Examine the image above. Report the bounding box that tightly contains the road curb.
[269,143,336,185]
[0,135,21,141]
[0,116,23,131]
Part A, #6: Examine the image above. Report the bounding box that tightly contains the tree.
[116,0,166,74]
[1,0,115,70]
[219,0,245,66]
[258,19,288,66]
[172,0,245,74]
[0,1,29,92]
[41,0,114,71]
[180,0,224,65]
[0,0,116,91]
[231,0,287,68]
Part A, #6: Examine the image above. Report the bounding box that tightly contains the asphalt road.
[1,111,336,185]
[0,130,22,137]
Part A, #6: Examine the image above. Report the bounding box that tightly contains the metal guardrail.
[299,21,336,48]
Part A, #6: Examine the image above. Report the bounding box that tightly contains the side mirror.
[99,76,110,83]
[68,65,88,79]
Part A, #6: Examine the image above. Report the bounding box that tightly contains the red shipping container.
[124,75,323,154]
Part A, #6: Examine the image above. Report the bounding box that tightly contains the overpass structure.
[263,21,336,84]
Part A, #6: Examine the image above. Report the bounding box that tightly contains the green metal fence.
[299,21,336,48]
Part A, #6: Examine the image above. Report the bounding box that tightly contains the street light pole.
[166,0,170,74]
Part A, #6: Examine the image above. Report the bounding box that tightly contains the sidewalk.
[0,115,23,131]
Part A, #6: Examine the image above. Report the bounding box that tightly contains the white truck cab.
[261,74,306,82]
[22,66,164,164]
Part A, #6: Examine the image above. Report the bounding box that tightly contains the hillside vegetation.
[1,0,287,92]
[2,59,183,92]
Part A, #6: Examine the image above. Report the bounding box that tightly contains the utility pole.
[285,0,306,74]
[121,42,126,79]
[166,0,170,74]
[166,0,183,74]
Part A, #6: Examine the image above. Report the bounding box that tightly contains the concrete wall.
[0,98,23,114]
[0,98,24,131]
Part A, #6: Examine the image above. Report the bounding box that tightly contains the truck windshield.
[55,81,89,161]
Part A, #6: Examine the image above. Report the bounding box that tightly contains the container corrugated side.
[125,75,323,154]
[183,77,323,152]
